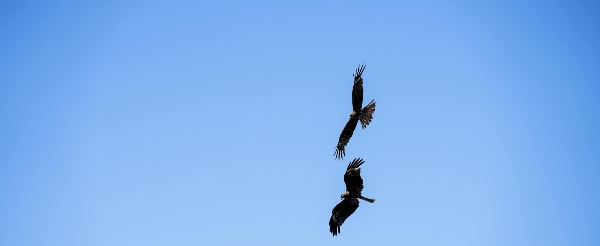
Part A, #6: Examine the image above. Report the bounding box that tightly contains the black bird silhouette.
[329,158,375,236]
[334,64,376,160]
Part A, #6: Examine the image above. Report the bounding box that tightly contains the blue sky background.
[1,1,599,245]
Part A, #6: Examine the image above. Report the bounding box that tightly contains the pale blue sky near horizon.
[1,1,599,245]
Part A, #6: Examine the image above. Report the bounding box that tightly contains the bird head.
[349,111,357,119]
[340,191,350,200]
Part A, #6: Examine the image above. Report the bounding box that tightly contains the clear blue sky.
[1,1,599,245]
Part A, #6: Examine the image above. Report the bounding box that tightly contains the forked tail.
[360,99,376,129]
[359,195,375,203]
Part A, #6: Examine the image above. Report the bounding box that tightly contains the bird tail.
[359,195,375,203]
[359,99,376,129]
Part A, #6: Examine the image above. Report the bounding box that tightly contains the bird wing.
[344,158,365,194]
[334,117,359,160]
[329,198,360,236]
[351,64,366,112]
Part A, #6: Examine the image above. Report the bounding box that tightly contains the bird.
[334,64,376,160]
[329,158,375,236]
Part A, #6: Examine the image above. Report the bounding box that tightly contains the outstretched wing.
[344,158,365,194]
[334,117,359,160]
[351,64,366,112]
[329,198,360,236]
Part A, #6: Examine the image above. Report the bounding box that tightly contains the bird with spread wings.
[329,158,375,236]
[334,64,376,160]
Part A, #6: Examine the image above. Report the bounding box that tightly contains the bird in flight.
[334,64,376,160]
[329,158,375,236]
